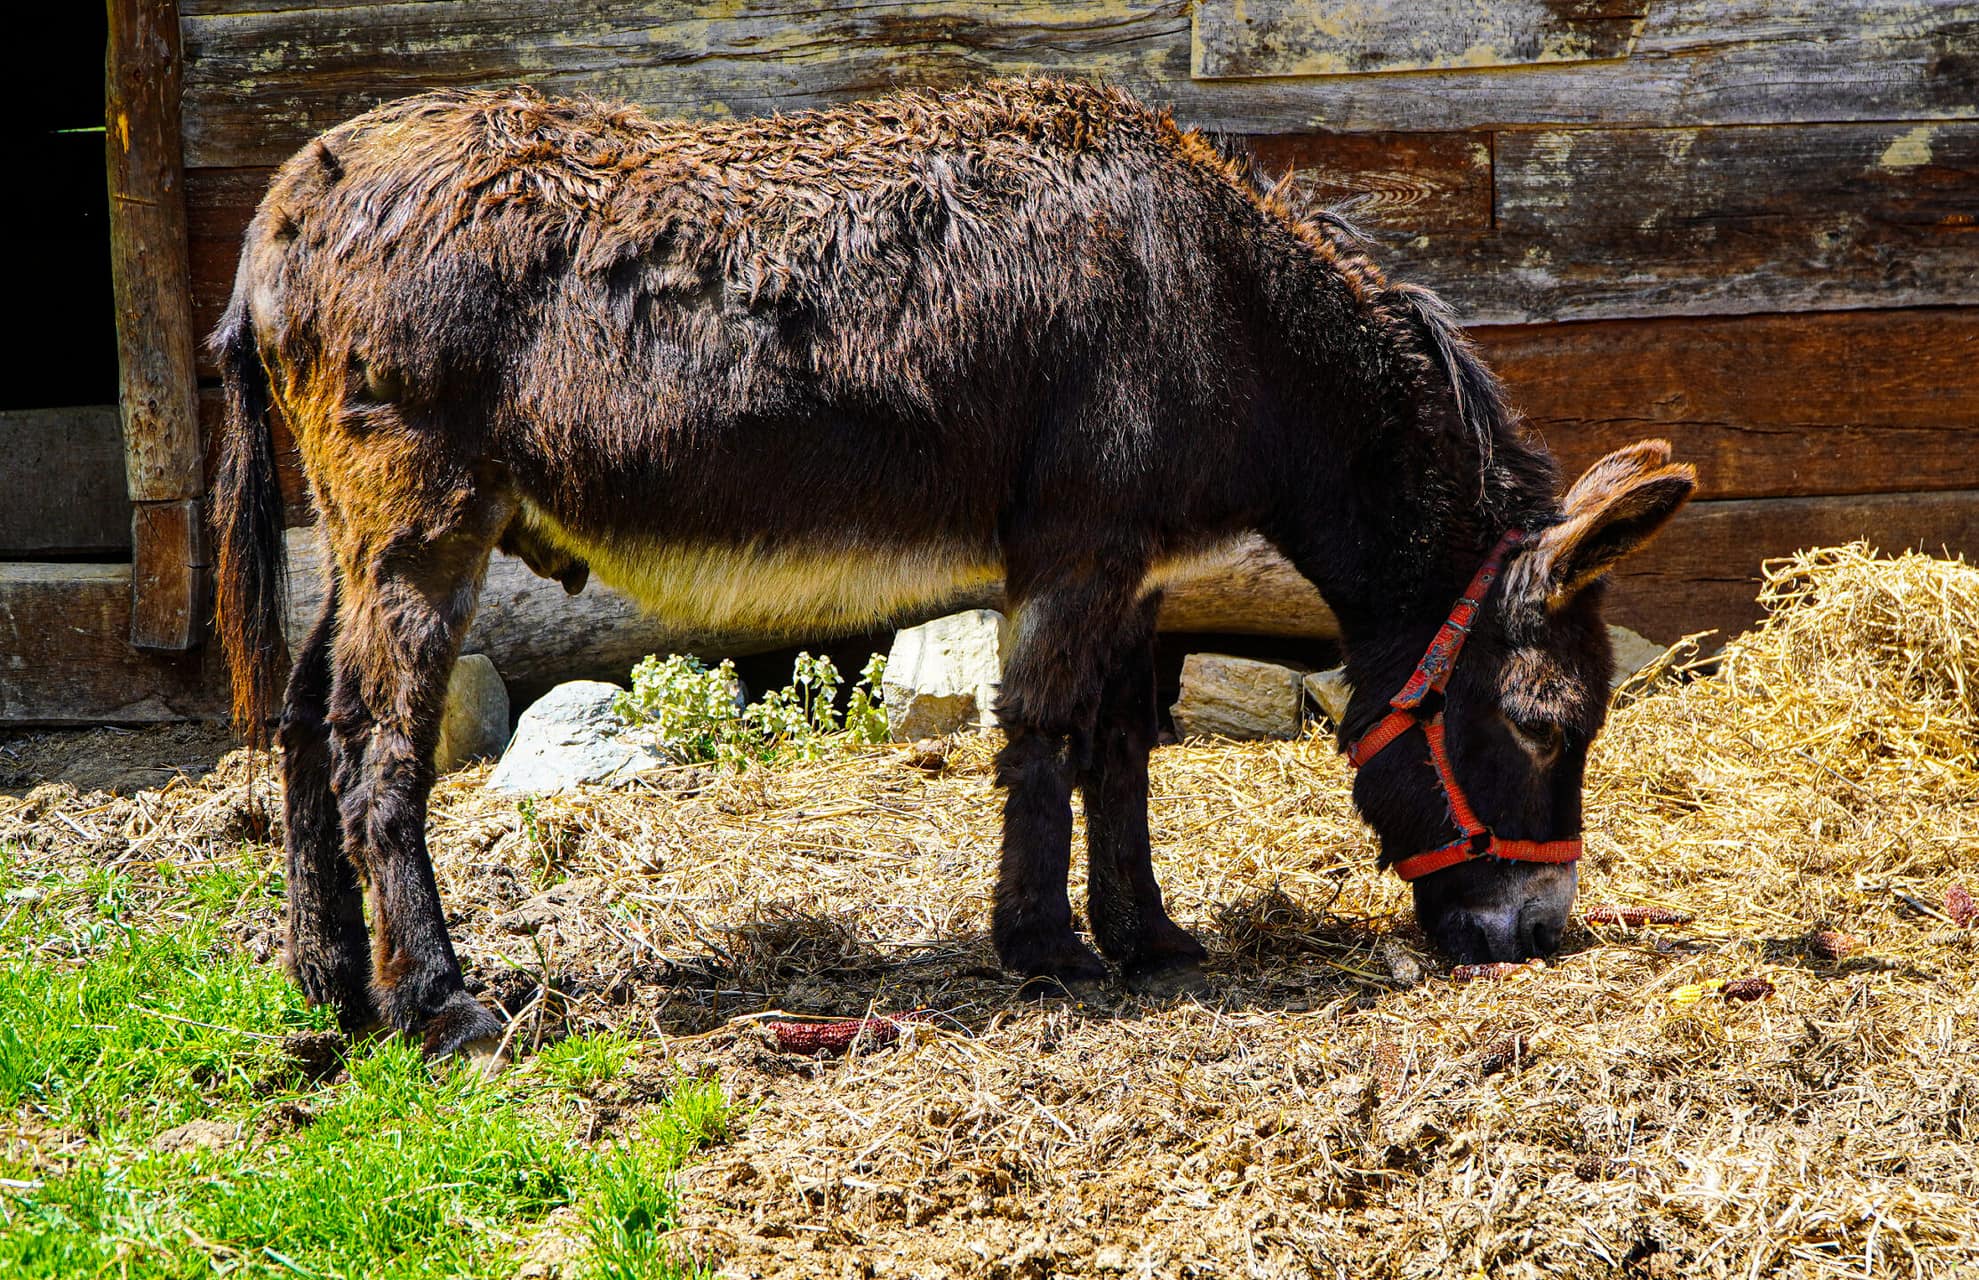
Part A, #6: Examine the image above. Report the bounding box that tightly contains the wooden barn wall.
[173,0,1979,647]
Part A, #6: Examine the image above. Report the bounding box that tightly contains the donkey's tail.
[208,291,287,746]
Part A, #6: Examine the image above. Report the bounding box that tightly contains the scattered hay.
[3,543,1977,1277]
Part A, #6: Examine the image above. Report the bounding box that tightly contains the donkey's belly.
[524,511,1003,633]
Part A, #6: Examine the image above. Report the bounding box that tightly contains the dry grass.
[4,542,1977,1278]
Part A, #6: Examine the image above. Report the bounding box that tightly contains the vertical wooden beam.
[106,0,205,650]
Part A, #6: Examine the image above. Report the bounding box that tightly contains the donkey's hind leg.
[278,572,375,1030]
[1080,596,1208,988]
[326,512,507,1057]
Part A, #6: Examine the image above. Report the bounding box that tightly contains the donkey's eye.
[1507,715,1564,754]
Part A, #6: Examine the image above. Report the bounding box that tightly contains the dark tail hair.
[209,294,288,745]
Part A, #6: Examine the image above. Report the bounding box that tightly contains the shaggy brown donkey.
[211,79,1693,1057]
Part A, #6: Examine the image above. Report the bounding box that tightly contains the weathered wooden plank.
[1385,120,1979,323]
[0,563,229,724]
[109,0,201,505]
[0,407,131,557]
[1195,0,1649,80]
[1476,308,1979,501]
[177,1,1979,168]
[1239,132,1492,233]
[129,500,211,651]
[1606,489,1979,641]
[185,166,270,368]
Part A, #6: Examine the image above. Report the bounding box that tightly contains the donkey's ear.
[1531,440,1696,609]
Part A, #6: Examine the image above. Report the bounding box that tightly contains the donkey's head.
[1347,440,1696,964]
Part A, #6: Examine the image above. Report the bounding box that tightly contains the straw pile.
[3,542,1976,1278]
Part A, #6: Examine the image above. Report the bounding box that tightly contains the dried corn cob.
[1582,903,1693,927]
[767,1012,930,1056]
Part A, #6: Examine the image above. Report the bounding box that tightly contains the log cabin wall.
[10,1,1974,725]
[175,0,1979,648]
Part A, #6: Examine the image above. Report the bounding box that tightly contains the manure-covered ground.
[1,544,1975,1279]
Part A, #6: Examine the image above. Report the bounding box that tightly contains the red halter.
[1345,529,1584,883]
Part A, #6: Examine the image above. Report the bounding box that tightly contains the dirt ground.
[3,672,1974,1280]
[7,548,1979,1278]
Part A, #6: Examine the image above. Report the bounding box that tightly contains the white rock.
[1302,666,1355,725]
[882,609,1011,741]
[486,681,661,795]
[1607,624,1669,691]
[1170,654,1305,740]
[434,654,511,773]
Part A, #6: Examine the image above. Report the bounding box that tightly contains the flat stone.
[882,609,1011,741]
[1302,666,1355,725]
[1608,624,1670,691]
[486,681,661,795]
[1171,654,1305,740]
[435,654,511,773]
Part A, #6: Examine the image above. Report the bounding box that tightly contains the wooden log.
[1195,0,1651,79]
[1608,489,1979,642]
[130,499,211,652]
[184,114,1979,329]
[185,165,270,369]
[1386,121,1979,324]
[1476,309,1979,501]
[108,0,204,649]
[0,564,229,725]
[178,1,1979,168]
[0,407,130,557]
[1239,132,1492,233]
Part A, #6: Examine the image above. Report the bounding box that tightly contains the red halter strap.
[1345,530,1584,883]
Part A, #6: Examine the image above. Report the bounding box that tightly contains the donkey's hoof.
[1125,958,1213,1000]
[419,992,506,1062]
[1001,934,1110,991]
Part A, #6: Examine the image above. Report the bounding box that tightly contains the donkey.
[211,79,1694,1057]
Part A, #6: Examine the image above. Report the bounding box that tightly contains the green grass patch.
[0,850,730,1279]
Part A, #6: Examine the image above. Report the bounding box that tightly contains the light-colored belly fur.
[520,504,1249,633]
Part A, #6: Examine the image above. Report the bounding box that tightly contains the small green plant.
[615,651,889,768]
[539,1029,636,1089]
[582,1075,731,1280]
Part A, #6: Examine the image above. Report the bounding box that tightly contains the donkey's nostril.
[1521,914,1562,958]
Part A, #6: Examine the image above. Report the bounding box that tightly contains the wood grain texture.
[129,499,210,652]
[185,165,269,371]
[108,0,201,506]
[0,564,228,724]
[177,1,1979,168]
[1195,0,1650,79]
[1606,489,1979,641]
[184,118,1978,327]
[0,407,131,557]
[1240,132,1492,233]
[1477,308,1979,501]
[1387,121,1979,323]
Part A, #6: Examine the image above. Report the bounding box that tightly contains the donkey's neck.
[1247,224,1558,644]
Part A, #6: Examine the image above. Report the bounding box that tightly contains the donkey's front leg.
[278,574,376,1031]
[328,540,503,1059]
[1080,599,1208,989]
[990,574,1147,985]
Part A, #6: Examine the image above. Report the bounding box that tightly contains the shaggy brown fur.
[211,79,1692,1054]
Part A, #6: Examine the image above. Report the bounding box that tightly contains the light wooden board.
[177,1,1979,168]
[1390,121,1979,323]
[1195,0,1650,79]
